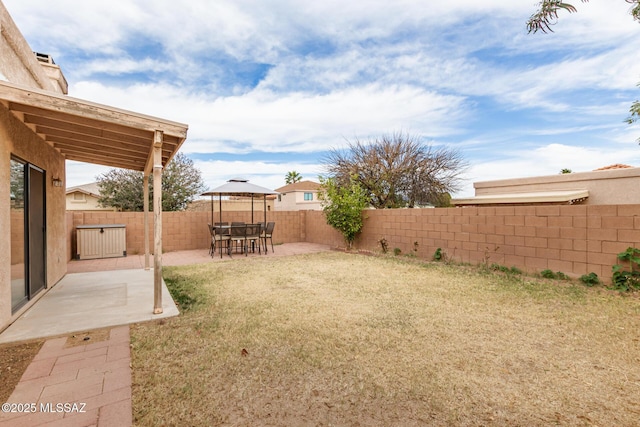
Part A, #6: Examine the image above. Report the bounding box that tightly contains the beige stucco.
[0,2,66,93]
[1,103,68,329]
[453,167,640,206]
[275,191,322,211]
[66,191,116,211]
[274,181,322,211]
[65,183,116,211]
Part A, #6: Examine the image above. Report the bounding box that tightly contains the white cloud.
[65,161,116,188]
[6,0,638,194]
[194,159,323,192]
[72,81,467,154]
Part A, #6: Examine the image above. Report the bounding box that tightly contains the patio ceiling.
[0,80,188,172]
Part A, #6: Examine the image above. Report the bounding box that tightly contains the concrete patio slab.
[0,269,178,344]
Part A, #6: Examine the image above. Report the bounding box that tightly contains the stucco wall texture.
[68,205,640,282]
[1,103,67,329]
[474,167,640,205]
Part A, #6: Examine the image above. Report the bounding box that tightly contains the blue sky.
[5,0,640,196]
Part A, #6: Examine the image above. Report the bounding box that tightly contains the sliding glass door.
[10,157,46,313]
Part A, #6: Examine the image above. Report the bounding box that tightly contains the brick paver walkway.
[0,326,132,427]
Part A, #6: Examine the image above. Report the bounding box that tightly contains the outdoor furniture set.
[208,221,275,258]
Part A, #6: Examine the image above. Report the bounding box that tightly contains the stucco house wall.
[1,102,68,330]
[275,181,322,211]
[66,183,117,211]
[472,167,640,205]
[66,191,111,211]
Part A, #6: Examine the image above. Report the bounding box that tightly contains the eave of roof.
[66,182,100,196]
[451,189,589,206]
[275,180,321,192]
[0,80,188,172]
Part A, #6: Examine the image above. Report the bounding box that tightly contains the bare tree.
[323,132,467,208]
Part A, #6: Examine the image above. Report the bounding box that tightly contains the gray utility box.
[76,224,127,260]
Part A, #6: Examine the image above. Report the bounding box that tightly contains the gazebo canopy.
[202,177,278,198]
[201,178,279,224]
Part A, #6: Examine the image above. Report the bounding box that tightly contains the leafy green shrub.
[580,272,600,287]
[490,263,507,272]
[488,263,522,275]
[509,266,523,275]
[318,176,368,249]
[612,247,640,291]
[539,270,570,280]
[393,247,402,256]
[433,248,443,261]
[540,269,556,279]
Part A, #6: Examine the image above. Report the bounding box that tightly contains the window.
[304,192,313,201]
[73,192,86,201]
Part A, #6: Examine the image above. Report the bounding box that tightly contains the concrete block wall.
[67,204,640,282]
[348,205,640,279]
[67,209,306,259]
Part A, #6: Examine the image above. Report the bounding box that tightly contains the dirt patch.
[0,340,43,403]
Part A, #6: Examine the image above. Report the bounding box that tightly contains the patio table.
[212,224,264,257]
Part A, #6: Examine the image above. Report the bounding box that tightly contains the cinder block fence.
[67,204,640,281]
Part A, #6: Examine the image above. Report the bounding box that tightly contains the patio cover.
[451,189,589,206]
[0,79,188,314]
[0,80,186,170]
[202,178,279,225]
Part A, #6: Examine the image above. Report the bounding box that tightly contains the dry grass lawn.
[130,252,640,426]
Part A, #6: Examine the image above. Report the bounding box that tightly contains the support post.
[153,131,163,314]
[143,174,150,270]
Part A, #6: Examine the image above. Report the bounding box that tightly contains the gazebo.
[201,178,279,225]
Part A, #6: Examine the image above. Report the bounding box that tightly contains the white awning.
[451,189,589,206]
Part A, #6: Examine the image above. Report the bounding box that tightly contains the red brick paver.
[0,326,132,427]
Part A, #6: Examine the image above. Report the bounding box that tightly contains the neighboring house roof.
[593,164,634,171]
[66,182,101,197]
[275,180,321,193]
[452,189,589,206]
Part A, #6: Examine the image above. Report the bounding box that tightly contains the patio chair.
[208,223,215,256]
[212,222,230,258]
[261,222,275,253]
[229,223,247,255]
[244,223,262,256]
